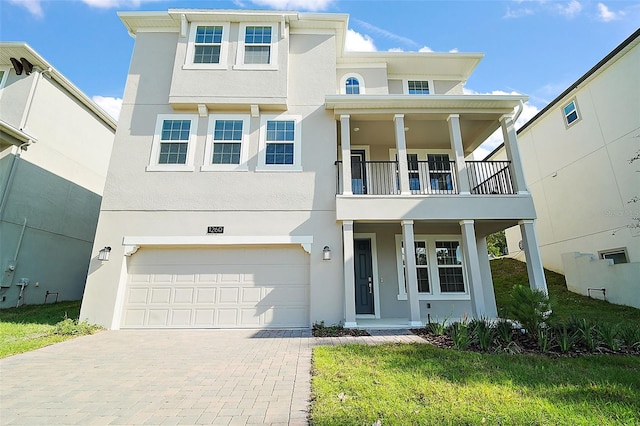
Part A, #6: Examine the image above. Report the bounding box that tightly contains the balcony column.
[519,220,548,293]
[394,114,411,195]
[342,220,357,327]
[340,115,353,195]
[447,114,470,194]
[501,115,528,194]
[459,220,486,317]
[402,220,422,326]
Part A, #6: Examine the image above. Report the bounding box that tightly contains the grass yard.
[312,344,640,425]
[491,258,640,323]
[0,300,99,358]
[311,258,640,425]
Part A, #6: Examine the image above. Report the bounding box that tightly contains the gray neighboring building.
[81,9,547,330]
[0,43,116,308]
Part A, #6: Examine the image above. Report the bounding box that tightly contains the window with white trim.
[185,23,230,69]
[340,73,365,94]
[147,114,198,171]
[257,115,302,171]
[202,114,250,171]
[598,248,629,264]
[407,80,430,94]
[346,77,360,94]
[395,235,468,300]
[237,23,278,69]
[562,99,580,126]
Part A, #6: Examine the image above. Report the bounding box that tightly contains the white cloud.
[449,48,459,53]
[352,19,419,48]
[93,96,122,120]
[247,0,334,11]
[503,7,534,19]
[8,0,44,18]
[388,48,404,52]
[597,3,624,21]
[556,0,582,18]
[345,29,377,52]
[418,46,433,53]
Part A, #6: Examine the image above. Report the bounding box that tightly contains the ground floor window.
[395,235,467,300]
[598,248,629,264]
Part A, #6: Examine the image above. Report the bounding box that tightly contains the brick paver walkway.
[0,328,423,425]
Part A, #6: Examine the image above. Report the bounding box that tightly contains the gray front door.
[354,238,374,315]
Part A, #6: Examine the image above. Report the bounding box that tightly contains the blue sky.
[1,0,638,155]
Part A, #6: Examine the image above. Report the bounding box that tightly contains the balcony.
[336,160,514,196]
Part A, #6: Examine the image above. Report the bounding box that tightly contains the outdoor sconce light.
[323,246,331,261]
[98,246,112,261]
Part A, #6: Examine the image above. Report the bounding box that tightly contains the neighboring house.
[488,29,640,309]
[80,9,547,330]
[0,43,116,308]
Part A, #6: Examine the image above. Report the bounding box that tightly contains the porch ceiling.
[328,95,527,154]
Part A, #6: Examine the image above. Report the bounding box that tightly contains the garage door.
[120,246,309,328]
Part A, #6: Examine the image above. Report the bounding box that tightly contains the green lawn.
[0,300,98,358]
[311,258,640,425]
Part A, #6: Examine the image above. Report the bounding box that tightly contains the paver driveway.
[0,329,312,425]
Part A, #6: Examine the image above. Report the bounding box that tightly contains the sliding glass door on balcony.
[351,150,367,194]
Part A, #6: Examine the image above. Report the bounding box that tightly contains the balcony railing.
[466,161,515,195]
[336,160,515,195]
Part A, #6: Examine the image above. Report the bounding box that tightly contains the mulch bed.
[411,328,640,357]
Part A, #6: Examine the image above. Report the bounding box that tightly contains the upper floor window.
[185,23,230,69]
[202,114,250,172]
[147,114,198,171]
[563,99,580,126]
[345,77,360,94]
[237,23,278,69]
[257,114,302,171]
[407,80,430,94]
[340,73,365,94]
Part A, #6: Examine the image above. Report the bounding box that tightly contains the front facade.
[488,29,640,309]
[80,9,547,329]
[0,43,116,308]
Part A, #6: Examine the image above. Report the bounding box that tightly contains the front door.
[354,238,374,315]
[351,150,367,194]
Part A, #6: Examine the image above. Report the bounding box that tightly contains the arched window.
[345,77,360,94]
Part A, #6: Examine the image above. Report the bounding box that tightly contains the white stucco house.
[80,9,548,330]
[488,29,640,309]
[0,43,116,308]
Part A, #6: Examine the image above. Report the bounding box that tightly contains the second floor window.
[563,99,580,126]
[212,120,243,164]
[408,80,430,94]
[244,26,272,65]
[159,120,191,164]
[194,26,223,64]
[265,120,295,164]
[345,77,360,94]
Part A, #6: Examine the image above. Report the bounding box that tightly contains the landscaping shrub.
[507,285,553,335]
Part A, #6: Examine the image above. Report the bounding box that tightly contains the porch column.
[340,115,353,195]
[501,115,528,194]
[459,220,486,317]
[402,220,422,326]
[447,114,470,194]
[394,114,411,195]
[519,220,548,293]
[343,221,357,327]
[476,236,498,318]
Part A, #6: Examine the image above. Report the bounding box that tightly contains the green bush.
[53,318,100,336]
[507,285,553,335]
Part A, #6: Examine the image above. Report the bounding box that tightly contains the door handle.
[368,277,373,293]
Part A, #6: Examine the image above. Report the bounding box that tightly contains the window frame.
[257,114,302,172]
[395,234,469,301]
[201,114,250,172]
[339,73,365,94]
[562,98,581,127]
[0,66,10,99]
[404,79,433,95]
[598,248,629,265]
[235,23,279,70]
[147,114,199,172]
[184,22,230,69]
[389,149,456,193]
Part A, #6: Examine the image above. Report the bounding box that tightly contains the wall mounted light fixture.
[98,246,112,261]
[322,246,331,261]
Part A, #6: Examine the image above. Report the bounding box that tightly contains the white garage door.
[120,246,310,328]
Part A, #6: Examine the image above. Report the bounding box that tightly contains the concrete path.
[0,329,424,425]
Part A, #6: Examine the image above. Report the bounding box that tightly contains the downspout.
[19,67,52,131]
[513,100,524,124]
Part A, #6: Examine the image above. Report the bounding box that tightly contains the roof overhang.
[0,43,117,131]
[0,119,38,148]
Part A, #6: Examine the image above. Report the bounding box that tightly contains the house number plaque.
[207,226,224,234]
